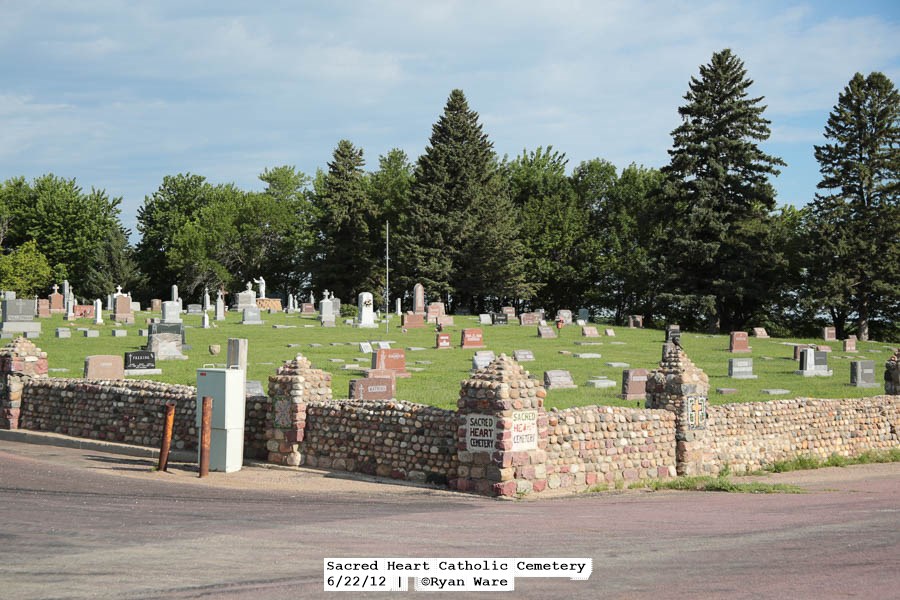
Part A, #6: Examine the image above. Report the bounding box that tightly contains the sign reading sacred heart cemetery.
[466,410,538,452]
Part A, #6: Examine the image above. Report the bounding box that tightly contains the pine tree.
[397,90,531,311]
[660,49,786,331]
[807,72,900,341]
[312,140,378,301]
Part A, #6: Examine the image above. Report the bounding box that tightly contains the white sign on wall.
[466,414,496,452]
[511,410,538,451]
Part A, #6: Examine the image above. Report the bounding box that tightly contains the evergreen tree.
[659,49,786,331]
[398,89,531,312]
[807,72,900,341]
[311,140,378,300]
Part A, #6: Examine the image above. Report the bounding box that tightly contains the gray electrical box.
[196,366,246,472]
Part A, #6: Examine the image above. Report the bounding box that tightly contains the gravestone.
[215,296,226,321]
[150,299,162,312]
[49,285,65,314]
[37,299,50,318]
[161,301,182,324]
[402,313,425,328]
[842,336,858,352]
[752,327,769,338]
[356,292,377,328]
[501,306,516,318]
[586,376,616,389]
[131,301,140,313]
[605,328,616,337]
[537,325,557,339]
[83,330,99,338]
[491,313,508,325]
[426,302,445,322]
[319,296,335,327]
[628,315,643,328]
[436,315,454,327]
[513,349,534,362]
[543,369,577,390]
[795,349,832,377]
[850,360,877,388]
[479,314,492,325]
[73,305,94,319]
[665,324,681,343]
[186,304,203,315]
[301,302,316,315]
[234,283,257,311]
[518,312,540,326]
[1,298,40,338]
[349,376,396,401]
[114,295,134,324]
[460,328,485,349]
[578,308,590,322]
[147,332,187,360]
[241,307,263,325]
[55,328,71,338]
[556,309,573,325]
[226,338,248,373]
[358,341,374,354]
[201,313,210,329]
[84,355,125,380]
[435,333,452,349]
[371,348,410,378]
[581,326,600,338]
[170,285,178,303]
[111,329,127,337]
[620,368,649,400]
[822,326,837,341]
[728,357,758,379]
[472,350,496,371]
[729,331,751,353]
[413,283,426,315]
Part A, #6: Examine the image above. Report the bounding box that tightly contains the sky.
[1,1,898,237]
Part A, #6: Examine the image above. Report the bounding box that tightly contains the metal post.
[385,221,390,333]
[199,396,212,478]
[157,402,176,472]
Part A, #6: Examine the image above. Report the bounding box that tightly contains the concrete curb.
[0,429,196,463]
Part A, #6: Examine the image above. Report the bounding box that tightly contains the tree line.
[1,50,897,341]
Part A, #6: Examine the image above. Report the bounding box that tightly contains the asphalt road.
[1,439,898,599]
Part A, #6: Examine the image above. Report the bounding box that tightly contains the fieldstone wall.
[546,406,676,488]
[300,400,458,483]
[0,338,48,429]
[19,378,197,449]
[706,396,900,474]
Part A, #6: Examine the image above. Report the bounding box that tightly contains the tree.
[397,89,532,311]
[135,173,211,299]
[506,147,588,312]
[369,149,413,308]
[311,140,379,300]
[0,240,52,296]
[659,49,786,331]
[806,72,900,341]
[575,162,666,323]
[4,174,131,300]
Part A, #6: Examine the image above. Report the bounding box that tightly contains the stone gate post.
[0,338,48,430]
[266,354,332,466]
[453,354,549,497]
[646,343,711,476]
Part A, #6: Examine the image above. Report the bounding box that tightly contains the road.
[1,439,898,599]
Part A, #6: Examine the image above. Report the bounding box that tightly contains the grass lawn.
[23,311,896,411]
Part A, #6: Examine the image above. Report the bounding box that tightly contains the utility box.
[196,366,246,472]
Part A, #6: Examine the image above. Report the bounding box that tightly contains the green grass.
[22,311,897,411]
[641,474,803,494]
[766,449,900,473]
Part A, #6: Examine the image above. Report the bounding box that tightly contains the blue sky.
[2,1,898,236]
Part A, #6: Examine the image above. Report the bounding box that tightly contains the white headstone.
[396,298,401,315]
[93,299,103,325]
[357,292,377,328]
[171,285,178,303]
[215,297,226,321]
[202,312,211,329]
[161,301,182,324]
[202,286,211,311]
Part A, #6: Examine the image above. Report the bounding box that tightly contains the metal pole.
[199,396,212,478]
[385,221,390,333]
[157,402,176,472]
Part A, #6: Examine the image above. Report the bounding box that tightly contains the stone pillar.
[0,338,49,429]
[266,355,332,466]
[453,354,548,497]
[886,349,900,395]
[646,343,711,476]
[226,338,248,373]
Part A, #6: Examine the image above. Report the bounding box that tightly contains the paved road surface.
[1,439,898,599]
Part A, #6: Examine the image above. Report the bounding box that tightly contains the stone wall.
[300,399,458,483]
[546,406,676,489]
[706,396,900,474]
[19,378,197,449]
